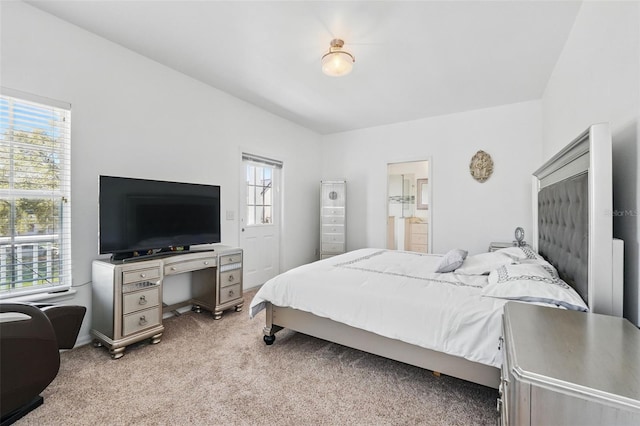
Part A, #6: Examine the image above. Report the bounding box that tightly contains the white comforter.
[250,248,510,368]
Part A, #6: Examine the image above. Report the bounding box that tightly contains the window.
[246,165,273,225]
[0,88,71,297]
[242,153,282,226]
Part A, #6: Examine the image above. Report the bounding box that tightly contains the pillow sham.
[454,251,517,275]
[495,245,544,262]
[435,249,468,273]
[518,258,559,276]
[482,263,587,311]
[502,246,560,276]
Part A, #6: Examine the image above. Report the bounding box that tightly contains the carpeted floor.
[17,291,499,425]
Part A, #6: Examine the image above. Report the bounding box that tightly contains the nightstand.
[499,302,640,425]
[488,241,515,252]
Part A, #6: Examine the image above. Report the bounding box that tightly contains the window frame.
[242,153,282,228]
[0,87,72,298]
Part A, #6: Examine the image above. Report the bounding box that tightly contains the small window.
[0,89,71,297]
[242,153,282,227]
[246,164,273,225]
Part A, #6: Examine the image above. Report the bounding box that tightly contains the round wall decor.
[469,150,494,183]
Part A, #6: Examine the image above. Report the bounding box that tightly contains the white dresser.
[320,180,346,259]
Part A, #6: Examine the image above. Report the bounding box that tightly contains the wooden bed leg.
[433,371,441,378]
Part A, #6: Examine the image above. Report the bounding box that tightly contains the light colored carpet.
[17,291,499,425]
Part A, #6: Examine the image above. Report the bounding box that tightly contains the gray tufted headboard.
[537,173,589,304]
[532,123,621,316]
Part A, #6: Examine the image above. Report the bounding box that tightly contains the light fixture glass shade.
[322,39,355,77]
[322,51,354,76]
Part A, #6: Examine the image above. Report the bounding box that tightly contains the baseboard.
[74,333,93,348]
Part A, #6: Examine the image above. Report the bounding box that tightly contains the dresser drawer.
[220,270,241,288]
[322,224,344,235]
[219,284,242,304]
[123,287,160,315]
[122,307,161,336]
[322,207,345,217]
[408,244,427,253]
[122,267,160,285]
[322,233,345,243]
[220,253,242,266]
[322,242,345,253]
[410,233,428,245]
[412,223,428,234]
[165,258,214,275]
[321,215,345,225]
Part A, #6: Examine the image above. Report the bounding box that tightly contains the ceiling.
[26,1,582,135]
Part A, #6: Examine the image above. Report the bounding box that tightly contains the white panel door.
[240,157,281,288]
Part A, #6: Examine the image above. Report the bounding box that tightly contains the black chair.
[0,303,86,426]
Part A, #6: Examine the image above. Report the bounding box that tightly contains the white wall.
[541,1,640,326]
[321,100,543,255]
[1,2,322,343]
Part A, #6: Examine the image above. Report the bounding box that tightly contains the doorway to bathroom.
[386,160,431,253]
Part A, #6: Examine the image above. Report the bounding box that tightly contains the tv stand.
[91,246,243,359]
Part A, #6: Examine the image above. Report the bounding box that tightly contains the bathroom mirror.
[417,178,428,210]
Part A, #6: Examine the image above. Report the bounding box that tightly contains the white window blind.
[0,88,72,297]
[242,153,283,169]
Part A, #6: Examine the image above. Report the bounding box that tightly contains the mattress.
[251,247,589,368]
[250,248,510,368]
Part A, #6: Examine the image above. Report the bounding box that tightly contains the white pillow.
[454,251,516,275]
[495,246,543,261]
[482,263,588,311]
[435,249,468,273]
[518,258,559,276]
[501,246,560,276]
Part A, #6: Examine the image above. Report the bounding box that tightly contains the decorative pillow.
[482,263,588,311]
[454,251,517,275]
[435,249,468,273]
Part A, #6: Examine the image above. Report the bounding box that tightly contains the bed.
[249,123,623,389]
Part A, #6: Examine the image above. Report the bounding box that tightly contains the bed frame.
[262,123,622,390]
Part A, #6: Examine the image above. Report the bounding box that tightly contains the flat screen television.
[99,175,221,260]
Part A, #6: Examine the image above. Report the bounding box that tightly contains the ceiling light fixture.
[321,39,355,77]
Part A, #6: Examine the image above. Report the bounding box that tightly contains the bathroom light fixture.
[321,39,355,77]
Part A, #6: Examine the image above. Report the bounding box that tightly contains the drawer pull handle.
[204,261,209,265]
[140,273,146,278]
[229,257,234,262]
[228,290,234,297]
[228,274,234,282]
[170,266,176,271]
[139,315,147,326]
[139,295,147,305]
